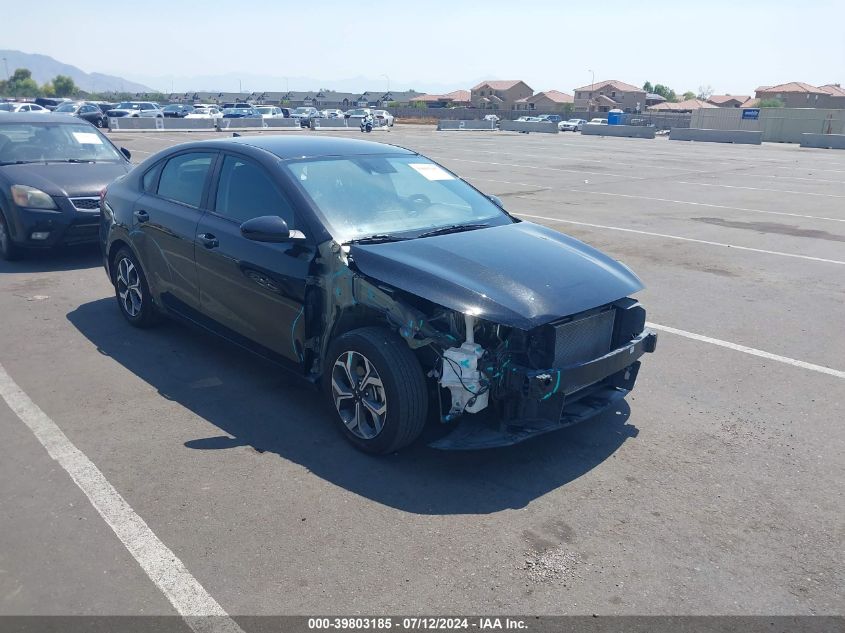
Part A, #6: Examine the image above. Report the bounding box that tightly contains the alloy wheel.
[116,257,143,317]
[331,351,388,440]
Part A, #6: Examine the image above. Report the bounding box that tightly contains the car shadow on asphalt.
[0,244,102,274]
[68,298,639,516]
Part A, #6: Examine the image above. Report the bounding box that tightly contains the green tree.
[642,81,654,93]
[758,98,784,108]
[41,82,56,97]
[6,68,40,97]
[651,83,678,102]
[682,91,696,101]
[52,75,77,97]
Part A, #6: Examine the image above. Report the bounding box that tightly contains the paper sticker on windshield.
[409,163,454,181]
[72,132,103,145]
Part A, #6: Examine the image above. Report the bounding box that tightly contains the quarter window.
[214,155,294,225]
[156,153,215,208]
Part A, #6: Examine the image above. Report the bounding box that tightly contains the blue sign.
[742,108,760,120]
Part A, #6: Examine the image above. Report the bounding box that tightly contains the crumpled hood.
[0,162,131,198]
[349,222,644,329]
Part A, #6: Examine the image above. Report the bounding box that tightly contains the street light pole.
[2,57,9,81]
[588,69,595,113]
[381,73,390,95]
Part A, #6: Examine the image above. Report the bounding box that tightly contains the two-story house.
[573,80,646,113]
[471,80,534,111]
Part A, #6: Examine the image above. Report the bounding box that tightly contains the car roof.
[196,135,416,160]
[0,112,94,124]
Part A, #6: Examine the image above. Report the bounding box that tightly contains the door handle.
[134,209,149,223]
[198,233,219,249]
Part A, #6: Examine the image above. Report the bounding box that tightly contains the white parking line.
[519,213,845,266]
[456,148,845,184]
[472,178,845,223]
[647,322,845,379]
[442,157,646,180]
[676,180,845,199]
[0,362,244,633]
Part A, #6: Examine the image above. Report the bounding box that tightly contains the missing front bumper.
[428,329,657,450]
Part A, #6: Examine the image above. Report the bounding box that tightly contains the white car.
[0,102,50,113]
[483,114,500,122]
[373,110,394,127]
[587,118,608,125]
[558,118,587,132]
[185,106,223,120]
[257,106,286,119]
[516,116,542,122]
[345,108,373,122]
[106,101,164,118]
[321,109,345,119]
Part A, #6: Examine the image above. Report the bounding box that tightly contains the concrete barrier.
[312,118,349,129]
[437,120,495,131]
[161,118,216,131]
[500,120,558,134]
[800,133,845,149]
[108,117,162,130]
[217,117,265,130]
[581,124,655,139]
[669,128,762,145]
[262,118,302,129]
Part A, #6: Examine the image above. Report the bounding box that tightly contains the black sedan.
[100,136,655,453]
[162,104,195,118]
[54,101,108,128]
[0,113,132,259]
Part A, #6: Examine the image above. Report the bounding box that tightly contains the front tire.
[0,212,21,261]
[112,247,160,328]
[325,327,428,454]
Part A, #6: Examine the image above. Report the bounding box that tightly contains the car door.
[194,153,314,364]
[132,151,218,315]
[79,104,96,123]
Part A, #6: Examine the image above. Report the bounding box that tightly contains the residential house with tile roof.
[573,80,646,113]
[514,90,574,113]
[706,95,751,108]
[649,98,717,112]
[470,80,534,110]
[754,82,829,108]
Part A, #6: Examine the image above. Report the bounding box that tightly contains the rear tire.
[0,212,21,261]
[112,247,160,328]
[325,327,428,454]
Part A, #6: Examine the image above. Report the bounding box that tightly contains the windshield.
[286,155,511,242]
[257,107,273,114]
[163,105,181,111]
[116,102,141,110]
[292,108,311,114]
[0,122,125,163]
[55,103,78,113]
[348,109,368,116]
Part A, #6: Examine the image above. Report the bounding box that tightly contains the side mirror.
[240,215,291,243]
[120,147,131,160]
[488,194,505,208]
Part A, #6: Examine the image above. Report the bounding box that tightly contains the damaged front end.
[307,233,656,450]
[427,299,657,450]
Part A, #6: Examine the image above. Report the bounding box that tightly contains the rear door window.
[156,153,215,208]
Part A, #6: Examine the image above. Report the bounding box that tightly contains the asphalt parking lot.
[1,125,843,620]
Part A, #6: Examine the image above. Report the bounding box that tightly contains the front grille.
[553,309,615,367]
[70,197,100,211]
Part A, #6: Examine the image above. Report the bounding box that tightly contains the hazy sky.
[5,0,844,94]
